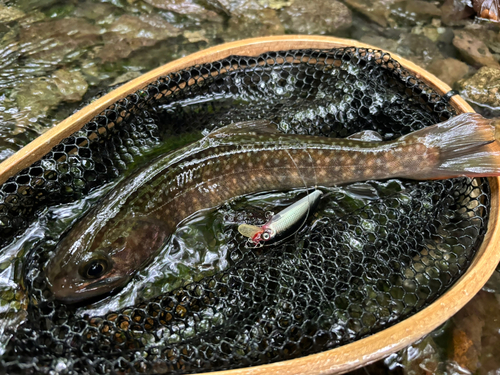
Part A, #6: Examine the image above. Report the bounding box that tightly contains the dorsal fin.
[208,120,279,139]
[238,223,262,238]
[346,130,384,142]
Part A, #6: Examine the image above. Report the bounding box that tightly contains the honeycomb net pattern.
[0,48,490,374]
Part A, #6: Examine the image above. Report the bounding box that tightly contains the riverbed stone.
[441,0,476,25]
[453,29,500,68]
[225,9,284,41]
[14,69,88,126]
[457,66,500,107]
[279,0,352,34]
[19,18,101,63]
[99,14,181,63]
[426,58,470,86]
[345,0,441,27]
[344,0,399,27]
[0,5,26,23]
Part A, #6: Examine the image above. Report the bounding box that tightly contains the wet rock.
[183,30,209,43]
[225,9,284,41]
[441,0,476,25]
[15,0,60,12]
[360,32,443,69]
[461,24,500,54]
[453,29,500,68]
[0,6,26,23]
[400,336,442,374]
[411,21,454,44]
[391,1,442,25]
[359,35,400,52]
[279,0,352,35]
[397,33,444,68]
[99,14,181,63]
[457,66,500,107]
[72,2,121,24]
[14,79,60,120]
[451,291,500,374]
[109,72,143,86]
[343,0,398,28]
[265,0,293,10]
[143,0,221,20]
[51,70,88,102]
[19,18,101,63]
[15,69,88,115]
[426,58,470,86]
[345,0,441,27]
[11,69,88,134]
[214,0,264,15]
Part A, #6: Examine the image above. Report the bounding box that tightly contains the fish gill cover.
[0,48,490,373]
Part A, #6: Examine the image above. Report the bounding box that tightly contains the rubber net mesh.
[0,48,490,374]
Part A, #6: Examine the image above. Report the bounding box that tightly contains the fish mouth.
[49,275,127,304]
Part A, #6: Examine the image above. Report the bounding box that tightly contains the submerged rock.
[400,336,443,374]
[361,33,444,69]
[453,29,500,68]
[214,0,265,15]
[344,0,399,27]
[427,58,470,86]
[0,5,26,23]
[99,14,181,63]
[398,34,445,68]
[143,0,221,20]
[14,69,88,130]
[279,0,352,34]
[19,18,101,64]
[457,66,500,107]
[451,291,500,373]
[441,0,476,25]
[225,9,284,41]
[391,0,442,25]
[345,0,441,27]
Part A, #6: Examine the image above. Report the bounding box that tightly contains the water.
[0,0,500,373]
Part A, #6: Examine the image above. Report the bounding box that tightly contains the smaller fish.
[238,190,323,246]
[473,0,499,21]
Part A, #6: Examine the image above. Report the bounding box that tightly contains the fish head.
[46,217,167,303]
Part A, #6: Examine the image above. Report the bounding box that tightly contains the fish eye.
[80,259,109,279]
[262,232,271,241]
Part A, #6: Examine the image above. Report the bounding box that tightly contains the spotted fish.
[46,113,500,303]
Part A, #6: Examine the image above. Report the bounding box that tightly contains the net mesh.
[0,47,490,374]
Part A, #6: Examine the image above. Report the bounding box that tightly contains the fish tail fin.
[405,113,500,179]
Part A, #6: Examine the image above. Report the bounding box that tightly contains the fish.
[46,113,500,303]
[472,0,499,21]
[238,189,323,246]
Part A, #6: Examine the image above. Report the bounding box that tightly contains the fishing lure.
[238,190,323,247]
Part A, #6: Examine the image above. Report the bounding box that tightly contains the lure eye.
[261,232,271,241]
[80,259,109,279]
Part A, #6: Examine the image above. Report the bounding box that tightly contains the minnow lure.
[46,113,500,303]
[238,190,323,247]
